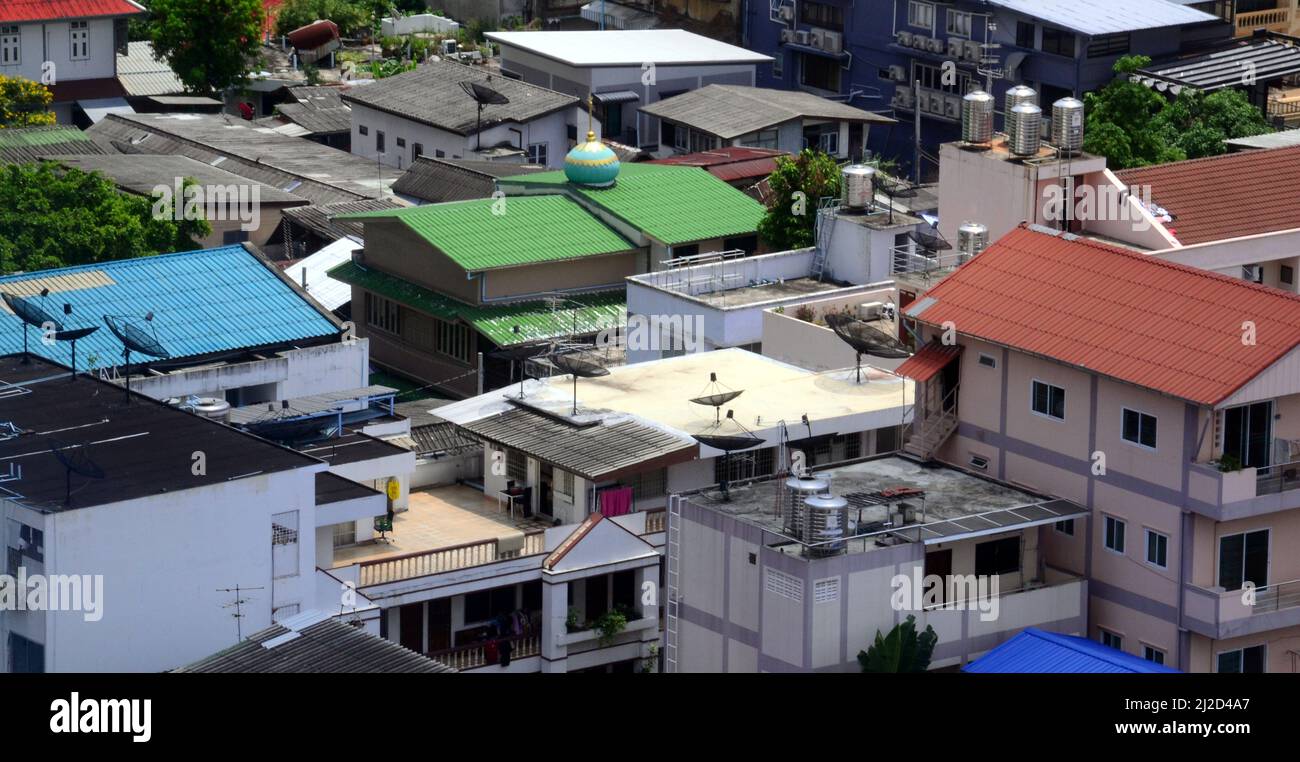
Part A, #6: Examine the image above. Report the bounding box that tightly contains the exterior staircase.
[903,386,960,461]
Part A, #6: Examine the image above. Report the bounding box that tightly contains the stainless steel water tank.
[803,493,849,557]
[1004,85,1037,147]
[840,164,875,209]
[956,221,989,262]
[960,90,994,144]
[1051,97,1085,154]
[1009,103,1042,156]
[784,475,829,538]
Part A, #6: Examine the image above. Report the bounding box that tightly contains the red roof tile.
[905,225,1300,405]
[895,341,960,382]
[1116,146,1300,245]
[0,0,143,23]
[648,147,788,183]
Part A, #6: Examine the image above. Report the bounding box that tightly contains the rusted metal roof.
[894,341,961,382]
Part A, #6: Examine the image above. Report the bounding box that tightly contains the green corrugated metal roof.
[328,260,625,346]
[0,126,94,149]
[497,163,765,246]
[336,194,635,272]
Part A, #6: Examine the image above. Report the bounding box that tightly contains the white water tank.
[784,475,829,539]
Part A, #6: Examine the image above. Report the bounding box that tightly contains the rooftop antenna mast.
[103,313,169,403]
[216,584,265,642]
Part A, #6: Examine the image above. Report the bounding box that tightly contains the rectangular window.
[799,1,844,31]
[412,143,423,162]
[271,510,300,579]
[506,448,528,481]
[1143,645,1166,665]
[714,446,775,483]
[1087,33,1130,58]
[817,130,838,155]
[1218,529,1269,591]
[359,124,368,136]
[1217,644,1265,673]
[1104,515,1126,554]
[1282,265,1294,285]
[1055,519,1075,536]
[630,467,667,501]
[911,60,974,97]
[332,521,356,548]
[1,26,21,65]
[801,53,841,92]
[1122,408,1157,449]
[376,130,386,153]
[1015,21,1035,49]
[365,293,401,335]
[975,536,1021,576]
[1041,27,1076,57]
[978,353,997,368]
[772,52,783,78]
[908,1,935,31]
[1145,529,1168,568]
[1100,629,1122,651]
[527,142,547,166]
[555,469,574,499]
[70,21,89,61]
[396,137,406,148]
[946,10,973,38]
[1031,380,1065,420]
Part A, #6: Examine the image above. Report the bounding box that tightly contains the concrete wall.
[350,102,569,169]
[761,287,906,373]
[2,18,118,85]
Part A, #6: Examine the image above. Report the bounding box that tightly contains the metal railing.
[358,531,548,587]
[891,246,968,278]
[1256,459,1300,495]
[906,384,960,456]
[1251,578,1300,614]
[428,633,541,670]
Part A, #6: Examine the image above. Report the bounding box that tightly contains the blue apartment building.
[742,0,1233,178]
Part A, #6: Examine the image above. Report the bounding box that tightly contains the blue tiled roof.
[964,628,1180,674]
[0,246,340,372]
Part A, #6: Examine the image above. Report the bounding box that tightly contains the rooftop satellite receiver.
[688,372,744,424]
[3,291,100,374]
[907,227,952,253]
[103,312,169,402]
[550,348,609,415]
[825,312,911,384]
[49,440,106,508]
[459,79,510,151]
[872,173,918,225]
[691,409,762,502]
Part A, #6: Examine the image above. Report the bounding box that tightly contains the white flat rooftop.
[485,29,772,67]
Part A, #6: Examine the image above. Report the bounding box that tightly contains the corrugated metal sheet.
[392,157,547,204]
[177,617,454,673]
[0,125,107,163]
[0,246,340,369]
[964,628,1178,673]
[985,0,1216,36]
[0,0,143,23]
[639,84,893,140]
[907,225,1300,405]
[893,341,960,382]
[116,41,184,97]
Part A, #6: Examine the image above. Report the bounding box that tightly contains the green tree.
[149,0,265,95]
[1083,55,1271,169]
[758,149,841,251]
[0,163,210,274]
[857,614,938,673]
[0,74,56,128]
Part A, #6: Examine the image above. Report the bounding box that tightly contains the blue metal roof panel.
[987,0,1217,36]
[964,628,1179,673]
[0,246,339,371]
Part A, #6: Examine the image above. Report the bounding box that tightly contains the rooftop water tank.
[1051,97,1085,155]
[956,221,989,262]
[784,475,829,539]
[960,90,994,145]
[803,493,849,557]
[840,164,875,210]
[1004,85,1037,147]
[1009,103,1042,157]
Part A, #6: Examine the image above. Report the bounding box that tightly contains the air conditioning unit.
[795,30,810,45]
[888,64,907,82]
[822,31,842,53]
[858,301,888,321]
[944,95,961,119]
[897,30,913,46]
[928,37,945,53]
[948,38,964,58]
[780,28,796,43]
[778,5,794,21]
[880,302,897,321]
[891,88,914,109]
[965,40,982,62]
[929,92,944,114]
[809,30,825,49]
[912,34,929,50]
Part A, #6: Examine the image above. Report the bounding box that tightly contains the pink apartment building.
[898,224,1300,673]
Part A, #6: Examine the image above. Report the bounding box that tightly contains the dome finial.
[564,93,620,187]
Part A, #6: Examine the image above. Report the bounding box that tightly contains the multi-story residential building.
[0,355,386,673]
[486,29,771,148]
[898,223,1300,673]
[742,0,1229,177]
[0,0,143,124]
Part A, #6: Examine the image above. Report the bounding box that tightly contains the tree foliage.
[858,615,938,673]
[1083,55,1272,169]
[0,163,210,274]
[0,75,55,128]
[149,0,265,95]
[758,149,842,251]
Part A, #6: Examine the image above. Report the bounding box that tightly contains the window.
[332,521,356,547]
[817,130,838,154]
[434,317,471,363]
[376,130,385,153]
[1145,529,1168,568]
[772,52,783,78]
[555,469,574,499]
[1041,27,1076,57]
[1100,629,1122,650]
[1282,265,1294,285]
[630,467,667,501]
[978,353,997,368]
[1218,529,1268,591]
[1217,644,1265,673]
[358,124,368,136]
[70,21,89,60]
[741,129,779,149]
[465,586,517,623]
[434,149,445,158]
[724,234,758,254]
[526,142,547,166]
[912,60,974,96]
[365,293,401,334]
[396,137,406,148]
[974,536,1021,576]
[672,243,700,259]
[1015,21,1035,49]
[1104,515,1126,554]
[969,453,989,470]
[946,10,973,38]
[908,1,935,32]
[222,229,250,245]
[1143,645,1166,666]
[801,53,841,92]
[714,446,775,483]
[1,26,21,65]
[1122,408,1157,449]
[800,1,843,31]
[1031,380,1065,420]
[271,510,299,579]
[506,448,528,481]
[1055,519,1075,536]
[411,143,423,162]
[8,632,43,673]
[1087,33,1130,58]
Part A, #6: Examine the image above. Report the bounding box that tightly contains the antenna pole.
[123,348,131,403]
[20,324,29,364]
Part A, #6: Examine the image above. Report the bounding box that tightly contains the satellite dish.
[103,313,169,402]
[825,312,912,383]
[691,410,762,502]
[459,79,510,151]
[688,372,744,424]
[550,349,609,415]
[908,228,952,253]
[49,441,106,507]
[3,291,100,375]
[872,173,918,225]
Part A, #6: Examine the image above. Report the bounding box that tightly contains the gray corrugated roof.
[410,421,480,457]
[391,156,547,203]
[177,616,454,672]
[274,101,352,135]
[282,197,407,240]
[639,85,893,140]
[49,153,308,205]
[1226,129,1300,150]
[0,125,108,163]
[986,0,1217,36]
[456,405,696,481]
[341,59,577,135]
[116,41,185,97]
[1139,38,1300,91]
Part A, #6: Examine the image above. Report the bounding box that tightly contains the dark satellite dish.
[689,372,744,424]
[692,410,762,502]
[459,79,510,151]
[244,418,339,445]
[873,173,918,224]
[825,312,911,383]
[104,313,169,402]
[49,441,106,507]
[3,290,61,364]
[908,228,952,252]
[550,349,609,415]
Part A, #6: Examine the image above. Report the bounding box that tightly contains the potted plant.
[565,606,583,633]
[1217,454,1243,473]
[593,609,628,646]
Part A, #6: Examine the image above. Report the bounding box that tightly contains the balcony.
[358,532,548,587]
[1183,577,1300,639]
[1236,6,1294,36]
[427,633,541,671]
[1187,449,1300,520]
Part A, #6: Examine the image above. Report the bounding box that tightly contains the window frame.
[0,26,21,66]
[1121,407,1158,451]
[1086,33,1130,58]
[1030,379,1066,421]
[978,352,997,369]
[946,9,973,39]
[1216,644,1265,673]
[1142,644,1166,665]
[1144,528,1168,569]
[908,1,935,33]
[974,535,1021,577]
[70,21,90,61]
[1103,514,1126,555]
[1040,26,1077,57]
[1054,519,1075,536]
[1100,628,1122,651]
[527,142,548,166]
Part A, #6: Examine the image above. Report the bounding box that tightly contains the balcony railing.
[644,508,666,533]
[891,246,969,278]
[1237,7,1292,33]
[1256,459,1300,495]
[1252,577,1300,614]
[358,531,548,587]
[428,633,541,670]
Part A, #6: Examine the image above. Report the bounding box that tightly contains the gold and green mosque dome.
[564,130,620,187]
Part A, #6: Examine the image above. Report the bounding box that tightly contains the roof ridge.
[0,245,249,281]
[1116,143,1300,178]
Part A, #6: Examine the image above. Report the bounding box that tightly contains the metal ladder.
[664,495,682,673]
[811,198,839,281]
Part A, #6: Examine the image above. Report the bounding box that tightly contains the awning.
[894,341,961,382]
[1138,39,1300,93]
[76,97,134,123]
[912,499,1089,545]
[593,90,640,105]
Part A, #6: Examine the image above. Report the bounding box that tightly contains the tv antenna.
[825,312,911,384]
[103,313,169,402]
[692,410,762,502]
[459,79,510,151]
[688,372,744,424]
[216,584,264,642]
[48,440,106,508]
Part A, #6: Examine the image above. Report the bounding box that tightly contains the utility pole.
[914,79,923,185]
